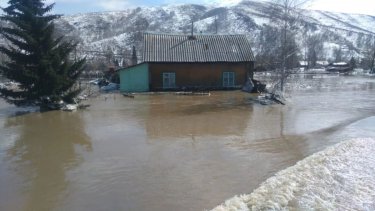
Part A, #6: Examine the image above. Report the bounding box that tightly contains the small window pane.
[163,72,176,88]
[223,72,235,87]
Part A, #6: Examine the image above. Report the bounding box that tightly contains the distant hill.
[3,0,375,67]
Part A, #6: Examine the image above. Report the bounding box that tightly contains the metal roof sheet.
[142,33,255,63]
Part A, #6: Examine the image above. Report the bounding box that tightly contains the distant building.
[316,61,329,68]
[119,33,255,92]
[326,62,353,73]
[299,61,308,70]
[299,60,329,70]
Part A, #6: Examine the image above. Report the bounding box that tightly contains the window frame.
[162,72,176,89]
[223,71,235,87]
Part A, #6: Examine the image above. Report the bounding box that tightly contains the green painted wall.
[119,63,149,92]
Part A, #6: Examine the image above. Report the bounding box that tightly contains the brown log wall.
[148,62,253,91]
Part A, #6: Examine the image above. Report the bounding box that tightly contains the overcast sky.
[0,0,374,16]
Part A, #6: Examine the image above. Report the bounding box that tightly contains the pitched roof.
[142,33,255,63]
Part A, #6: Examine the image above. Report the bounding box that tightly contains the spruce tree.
[0,0,85,106]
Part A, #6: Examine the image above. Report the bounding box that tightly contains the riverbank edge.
[210,136,375,210]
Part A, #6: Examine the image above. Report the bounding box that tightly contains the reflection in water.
[3,111,91,211]
[145,93,252,139]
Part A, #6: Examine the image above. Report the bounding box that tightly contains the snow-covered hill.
[7,0,375,65]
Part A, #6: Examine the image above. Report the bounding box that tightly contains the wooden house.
[119,33,255,92]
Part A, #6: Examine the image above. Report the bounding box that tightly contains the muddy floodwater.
[1,74,375,211]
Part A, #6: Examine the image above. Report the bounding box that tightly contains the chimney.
[131,46,137,66]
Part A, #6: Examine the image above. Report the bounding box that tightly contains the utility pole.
[371,36,375,73]
[215,15,218,34]
[280,0,288,93]
[191,21,194,37]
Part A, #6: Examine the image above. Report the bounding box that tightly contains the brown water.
[0,75,375,211]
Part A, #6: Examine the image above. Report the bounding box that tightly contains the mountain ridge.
[4,0,375,68]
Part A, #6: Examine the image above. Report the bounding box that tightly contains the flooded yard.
[1,75,375,211]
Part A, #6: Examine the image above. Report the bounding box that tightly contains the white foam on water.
[211,138,375,211]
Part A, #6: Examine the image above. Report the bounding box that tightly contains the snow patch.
[211,136,375,210]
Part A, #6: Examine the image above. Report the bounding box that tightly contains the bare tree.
[255,25,282,71]
[368,36,375,73]
[333,47,343,62]
[360,35,375,71]
[104,46,114,65]
[264,0,310,98]
[305,34,324,68]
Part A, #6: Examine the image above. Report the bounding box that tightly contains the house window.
[223,72,235,87]
[163,72,176,89]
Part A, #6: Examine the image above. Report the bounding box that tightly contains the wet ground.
[0,74,375,211]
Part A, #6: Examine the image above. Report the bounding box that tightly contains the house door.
[223,72,235,87]
[163,72,176,89]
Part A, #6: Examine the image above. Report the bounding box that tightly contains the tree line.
[254,0,375,72]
